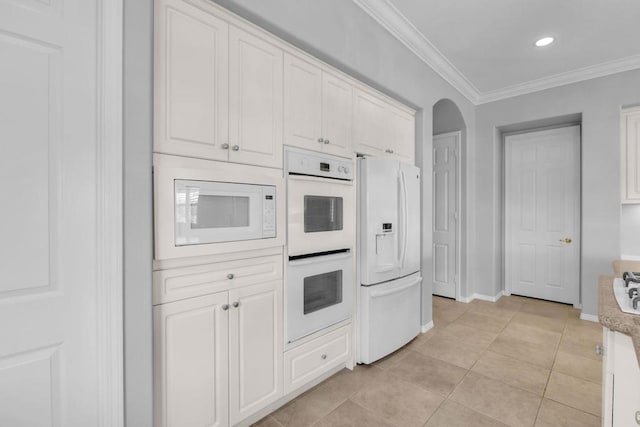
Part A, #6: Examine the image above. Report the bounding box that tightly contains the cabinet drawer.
[153,254,283,304]
[284,324,351,394]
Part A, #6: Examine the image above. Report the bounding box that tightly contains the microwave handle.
[288,252,352,266]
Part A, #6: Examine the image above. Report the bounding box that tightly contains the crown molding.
[351,0,481,104]
[352,0,640,106]
[476,54,640,104]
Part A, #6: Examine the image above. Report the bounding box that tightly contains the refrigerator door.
[398,162,421,277]
[358,273,422,363]
[359,157,401,286]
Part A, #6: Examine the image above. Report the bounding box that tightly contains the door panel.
[154,293,229,427]
[389,107,415,164]
[0,0,101,424]
[353,88,387,156]
[321,72,352,158]
[228,281,282,424]
[432,133,458,299]
[506,126,580,304]
[229,26,283,168]
[284,53,322,151]
[155,0,229,160]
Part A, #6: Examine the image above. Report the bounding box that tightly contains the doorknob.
[559,238,572,244]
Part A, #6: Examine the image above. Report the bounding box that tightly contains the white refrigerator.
[358,156,422,364]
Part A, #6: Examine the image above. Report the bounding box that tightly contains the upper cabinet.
[155,0,283,168]
[622,107,640,203]
[284,53,353,159]
[353,87,415,164]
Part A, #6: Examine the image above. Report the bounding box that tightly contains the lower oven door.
[287,251,353,342]
[287,175,355,256]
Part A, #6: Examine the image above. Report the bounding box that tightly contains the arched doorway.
[432,99,466,300]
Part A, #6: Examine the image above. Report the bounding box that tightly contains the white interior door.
[505,126,581,304]
[432,132,459,299]
[0,0,112,425]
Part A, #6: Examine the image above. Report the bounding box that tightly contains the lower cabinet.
[154,281,283,427]
[602,327,640,427]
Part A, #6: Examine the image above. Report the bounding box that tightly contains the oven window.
[191,195,250,229]
[303,270,343,314]
[304,196,343,233]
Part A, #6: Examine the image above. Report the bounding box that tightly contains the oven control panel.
[262,187,276,238]
[286,147,354,181]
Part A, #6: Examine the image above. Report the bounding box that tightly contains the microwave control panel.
[262,187,276,238]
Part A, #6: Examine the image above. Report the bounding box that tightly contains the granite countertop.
[598,270,640,365]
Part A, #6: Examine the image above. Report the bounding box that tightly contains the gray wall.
[474,69,640,315]
[212,0,476,324]
[123,0,154,425]
[621,204,640,258]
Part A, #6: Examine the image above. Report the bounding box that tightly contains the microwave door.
[175,180,263,245]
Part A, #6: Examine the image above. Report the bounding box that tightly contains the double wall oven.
[285,148,355,343]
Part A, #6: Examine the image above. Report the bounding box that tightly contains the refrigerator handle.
[399,170,408,269]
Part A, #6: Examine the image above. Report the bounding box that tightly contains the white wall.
[212,0,477,324]
[475,69,640,315]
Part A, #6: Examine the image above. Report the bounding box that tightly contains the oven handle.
[288,252,352,266]
[287,174,353,185]
[369,277,421,298]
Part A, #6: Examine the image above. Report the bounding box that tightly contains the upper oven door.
[287,175,355,256]
[175,180,272,246]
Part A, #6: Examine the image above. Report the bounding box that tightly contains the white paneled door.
[0,0,121,426]
[505,126,580,304]
[432,132,459,299]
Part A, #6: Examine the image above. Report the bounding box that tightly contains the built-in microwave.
[174,179,276,245]
[154,154,285,260]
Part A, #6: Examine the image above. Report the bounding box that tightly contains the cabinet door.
[154,0,229,161]
[284,53,323,151]
[322,72,353,158]
[624,111,640,202]
[229,26,283,168]
[154,293,229,427]
[388,107,415,164]
[353,88,387,156]
[228,280,283,424]
[612,331,640,427]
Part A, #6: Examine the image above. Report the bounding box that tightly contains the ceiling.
[353,0,640,104]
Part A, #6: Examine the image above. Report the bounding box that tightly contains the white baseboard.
[421,321,434,333]
[580,313,599,323]
[457,291,504,304]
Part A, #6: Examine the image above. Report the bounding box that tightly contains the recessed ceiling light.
[535,36,555,47]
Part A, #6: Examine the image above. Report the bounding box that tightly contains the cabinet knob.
[232,145,240,151]
[222,304,229,311]
[324,139,330,144]
[227,273,234,280]
[221,143,229,150]
[321,354,327,360]
[318,138,324,143]
[559,237,572,244]
[232,301,240,308]
[385,148,394,154]
[595,344,604,356]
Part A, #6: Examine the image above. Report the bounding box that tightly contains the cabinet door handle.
[222,304,229,311]
[318,138,324,143]
[221,143,229,150]
[232,145,240,151]
[321,354,327,360]
[324,139,330,144]
[227,273,234,280]
[385,148,394,154]
[232,301,240,308]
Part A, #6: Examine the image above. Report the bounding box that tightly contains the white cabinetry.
[602,327,640,427]
[622,107,640,203]
[284,53,353,158]
[155,0,283,168]
[353,87,415,164]
[154,256,283,427]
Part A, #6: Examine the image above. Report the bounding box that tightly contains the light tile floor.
[254,295,603,427]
